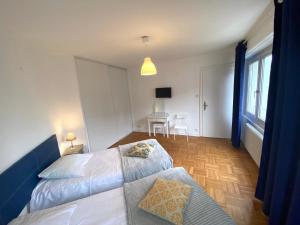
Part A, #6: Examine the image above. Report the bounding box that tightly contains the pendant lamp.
[140,36,157,76]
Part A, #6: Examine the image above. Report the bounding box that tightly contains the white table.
[147,112,170,138]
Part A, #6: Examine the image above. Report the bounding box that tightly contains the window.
[246,61,259,115]
[245,48,272,129]
[258,55,272,121]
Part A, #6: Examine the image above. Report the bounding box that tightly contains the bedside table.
[63,144,84,156]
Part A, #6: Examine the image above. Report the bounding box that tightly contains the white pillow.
[8,204,77,225]
[39,154,92,179]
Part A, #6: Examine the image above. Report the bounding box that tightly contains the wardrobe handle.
[204,101,208,111]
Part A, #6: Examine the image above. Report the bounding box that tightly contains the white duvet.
[12,188,127,225]
[30,148,124,212]
[69,187,127,225]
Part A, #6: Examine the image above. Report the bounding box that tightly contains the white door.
[201,64,234,138]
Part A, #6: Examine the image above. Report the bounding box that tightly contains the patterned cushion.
[126,143,154,158]
[138,178,192,225]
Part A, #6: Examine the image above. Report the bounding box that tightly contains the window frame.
[244,46,272,130]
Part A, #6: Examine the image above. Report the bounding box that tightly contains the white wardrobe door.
[75,59,117,151]
[108,66,132,140]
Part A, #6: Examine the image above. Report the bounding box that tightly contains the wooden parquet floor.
[111,132,268,225]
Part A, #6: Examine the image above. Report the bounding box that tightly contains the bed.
[0,135,60,225]
[0,135,173,213]
[29,146,125,212]
[6,168,236,225]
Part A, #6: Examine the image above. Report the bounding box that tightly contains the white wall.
[0,35,87,173]
[241,2,274,166]
[246,2,274,55]
[128,48,235,136]
[75,58,132,151]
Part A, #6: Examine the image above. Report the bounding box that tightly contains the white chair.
[152,122,167,137]
[173,114,189,142]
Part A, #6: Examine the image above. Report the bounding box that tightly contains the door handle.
[203,101,208,111]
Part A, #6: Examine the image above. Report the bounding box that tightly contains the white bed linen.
[38,154,93,179]
[16,188,127,225]
[30,148,124,212]
[9,204,77,225]
[69,187,127,225]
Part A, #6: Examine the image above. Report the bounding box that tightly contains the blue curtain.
[231,41,247,148]
[255,0,300,225]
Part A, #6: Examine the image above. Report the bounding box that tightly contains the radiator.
[244,123,263,166]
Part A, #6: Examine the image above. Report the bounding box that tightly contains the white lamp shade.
[66,132,76,141]
[141,57,157,76]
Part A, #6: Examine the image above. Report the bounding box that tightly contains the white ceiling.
[0,0,270,68]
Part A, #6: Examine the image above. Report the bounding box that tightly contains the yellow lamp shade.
[66,132,76,141]
[141,57,157,76]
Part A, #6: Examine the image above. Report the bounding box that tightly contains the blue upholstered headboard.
[0,135,60,225]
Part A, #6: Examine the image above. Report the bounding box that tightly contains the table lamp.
[66,132,76,148]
